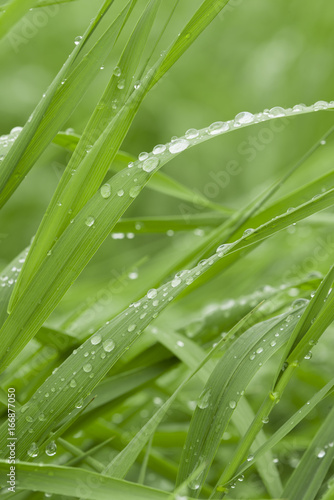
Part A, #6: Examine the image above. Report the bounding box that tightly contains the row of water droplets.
[21,235,239,460]
[131,99,334,177]
[79,99,334,228]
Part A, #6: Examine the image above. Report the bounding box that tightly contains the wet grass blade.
[0,460,172,500]
[281,405,334,500]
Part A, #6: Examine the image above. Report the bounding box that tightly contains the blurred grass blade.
[281,405,334,500]
[0,0,38,40]
[152,0,232,86]
[0,0,128,208]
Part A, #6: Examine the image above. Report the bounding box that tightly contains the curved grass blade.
[0,0,38,40]
[53,131,231,213]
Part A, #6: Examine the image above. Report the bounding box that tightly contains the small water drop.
[147,289,157,299]
[27,443,39,458]
[229,400,236,409]
[83,363,92,373]
[142,157,159,172]
[234,111,254,125]
[45,441,57,457]
[103,339,115,352]
[100,183,111,199]
[197,389,211,409]
[113,66,121,77]
[185,128,199,139]
[169,139,189,154]
[153,144,166,155]
[91,334,102,345]
[85,216,95,227]
[208,121,229,135]
[117,189,124,197]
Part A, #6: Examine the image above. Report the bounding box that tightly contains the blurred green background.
[0,0,334,308]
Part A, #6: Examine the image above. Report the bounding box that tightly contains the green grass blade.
[0,460,172,500]
[227,376,334,483]
[9,0,160,309]
[281,405,334,500]
[152,0,232,86]
[176,308,304,496]
[0,0,119,207]
[0,0,38,40]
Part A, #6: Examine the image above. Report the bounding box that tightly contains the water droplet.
[268,106,286,118]
[83,363,92,373]
[256,347,263,354]
[117,189,124,197]
[243,228,254,237]
[139,152,149,161]
[197,389,211,409]
[74,35,82,45]
[304,351,312,360]
[177,340,184,347]
[247,455,254,462]
[117,79,125,90]
[171,278,181,288]
[185,128,199,139]
[128,324,136,332]
[70,379,77,388]
[208,121,229,135]
[129,186,140,198]
[235,112,254,125]
[313,101,328,111]
[317,449,326,458]
[113,66,121,77]
[103,339,115,352]
[262,416,269,424]
[147,289,157,299]
[229,400,236,409]
[45,441,57,456]
[85,216,95,227]
[169,139,189,154]
[100,183,111,199]
[27,443,39,458]
[142,157,159,172]
[91,334,102,345]
[153,144,166,155]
